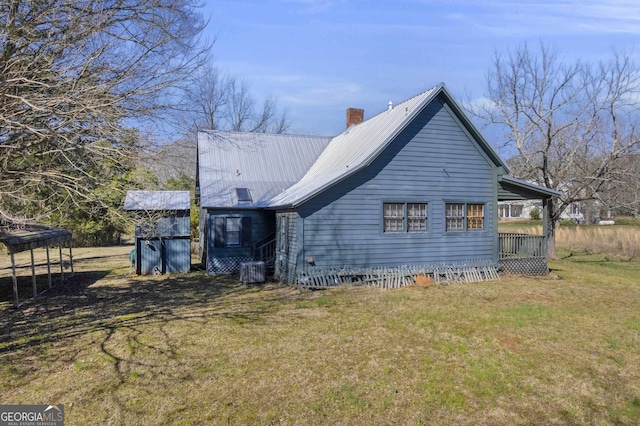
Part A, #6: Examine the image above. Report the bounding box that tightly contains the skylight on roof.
[235,188,252,202]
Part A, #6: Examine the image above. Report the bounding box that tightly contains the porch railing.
[498,233,547,259]
[498,233,549,275]
[254,232,276,264]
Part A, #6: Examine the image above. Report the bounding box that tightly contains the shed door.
[138,238,162,274]
[164,239,191,273]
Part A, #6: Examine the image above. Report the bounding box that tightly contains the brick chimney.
[346,107,364,128]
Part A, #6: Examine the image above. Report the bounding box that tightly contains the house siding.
[295,98,498,275]
[205,208,275,274]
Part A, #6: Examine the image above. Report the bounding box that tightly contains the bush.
[530,208,540,220]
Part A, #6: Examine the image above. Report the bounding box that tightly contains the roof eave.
[499,175,563,199]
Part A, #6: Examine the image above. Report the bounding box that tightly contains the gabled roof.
[124,190,191,211]
[268,83,508,207]
[198,131,332,208]
[196,83,542,211]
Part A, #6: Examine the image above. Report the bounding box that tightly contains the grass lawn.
[1,246,640,425]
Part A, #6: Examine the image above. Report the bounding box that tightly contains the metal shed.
[124,190,191,275]
[0,226,73,308]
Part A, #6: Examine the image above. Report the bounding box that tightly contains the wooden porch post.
[542,199,548,238]
[542,198,549,255]
[31,248,37,297]
[46,245,52,289]
[59,244,65,282]
[10,251,19,308]
[68,241,74,277]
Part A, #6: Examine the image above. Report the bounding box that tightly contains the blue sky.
[202,0,640,137]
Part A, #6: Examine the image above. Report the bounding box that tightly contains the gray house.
[197,84,560,282]
[124,190,191,274]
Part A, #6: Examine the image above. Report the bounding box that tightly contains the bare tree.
[474,42,640,258]
[179,63,231,131]
[153,61,291,189]
[0,0,209,225]
[178,63,291,135]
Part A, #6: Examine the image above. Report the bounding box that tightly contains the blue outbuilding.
[124,190,191,275]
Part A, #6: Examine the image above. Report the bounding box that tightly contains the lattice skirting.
[297,262,500,291]
[207,256,253,275]
[499,258,549,275]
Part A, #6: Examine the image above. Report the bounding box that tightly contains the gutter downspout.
[542,198,549,258]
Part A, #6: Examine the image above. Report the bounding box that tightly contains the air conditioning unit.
[240,261,266,284]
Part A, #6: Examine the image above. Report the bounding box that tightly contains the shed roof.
[197,131,332,208]
[498,176,563,200]
[269,84,508,207]
[124,190,191,211]
[0,227,72,254]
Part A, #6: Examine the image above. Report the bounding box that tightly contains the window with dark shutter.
[213,216,253,248]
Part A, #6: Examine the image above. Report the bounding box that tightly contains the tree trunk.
[547,219,558,260]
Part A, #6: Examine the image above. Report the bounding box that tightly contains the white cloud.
[469,0,640,36]
[278,0,346,14]
[281,81,364,106]
[467,96,499,114]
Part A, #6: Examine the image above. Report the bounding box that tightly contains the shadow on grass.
[0,263,307,418]
[0,268,293,357]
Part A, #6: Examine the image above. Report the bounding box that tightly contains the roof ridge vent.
[388,101,393,110]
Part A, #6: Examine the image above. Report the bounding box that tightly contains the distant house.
[197,84,561,281]
[498,198,586,223]
[124,190,191,274]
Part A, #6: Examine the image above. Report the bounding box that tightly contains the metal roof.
[0,227,72,254]
[124,190,191,211]
[269,84,508,207]
[196,84,512,210]
[197,131,332,208]
[498,176,563,200]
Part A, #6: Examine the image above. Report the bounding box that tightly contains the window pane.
[235,187,252,202]
[383,203,404,232]
[467,204,484,230]
[446,203,464,230]
[226,217,241,246]
[512,204,523,217]
[407,203,427,232]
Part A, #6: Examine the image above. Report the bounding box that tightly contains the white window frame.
[446,202,485,231]
[407,203,427,232]
[383,202,427,233]
[225,217,241,247]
